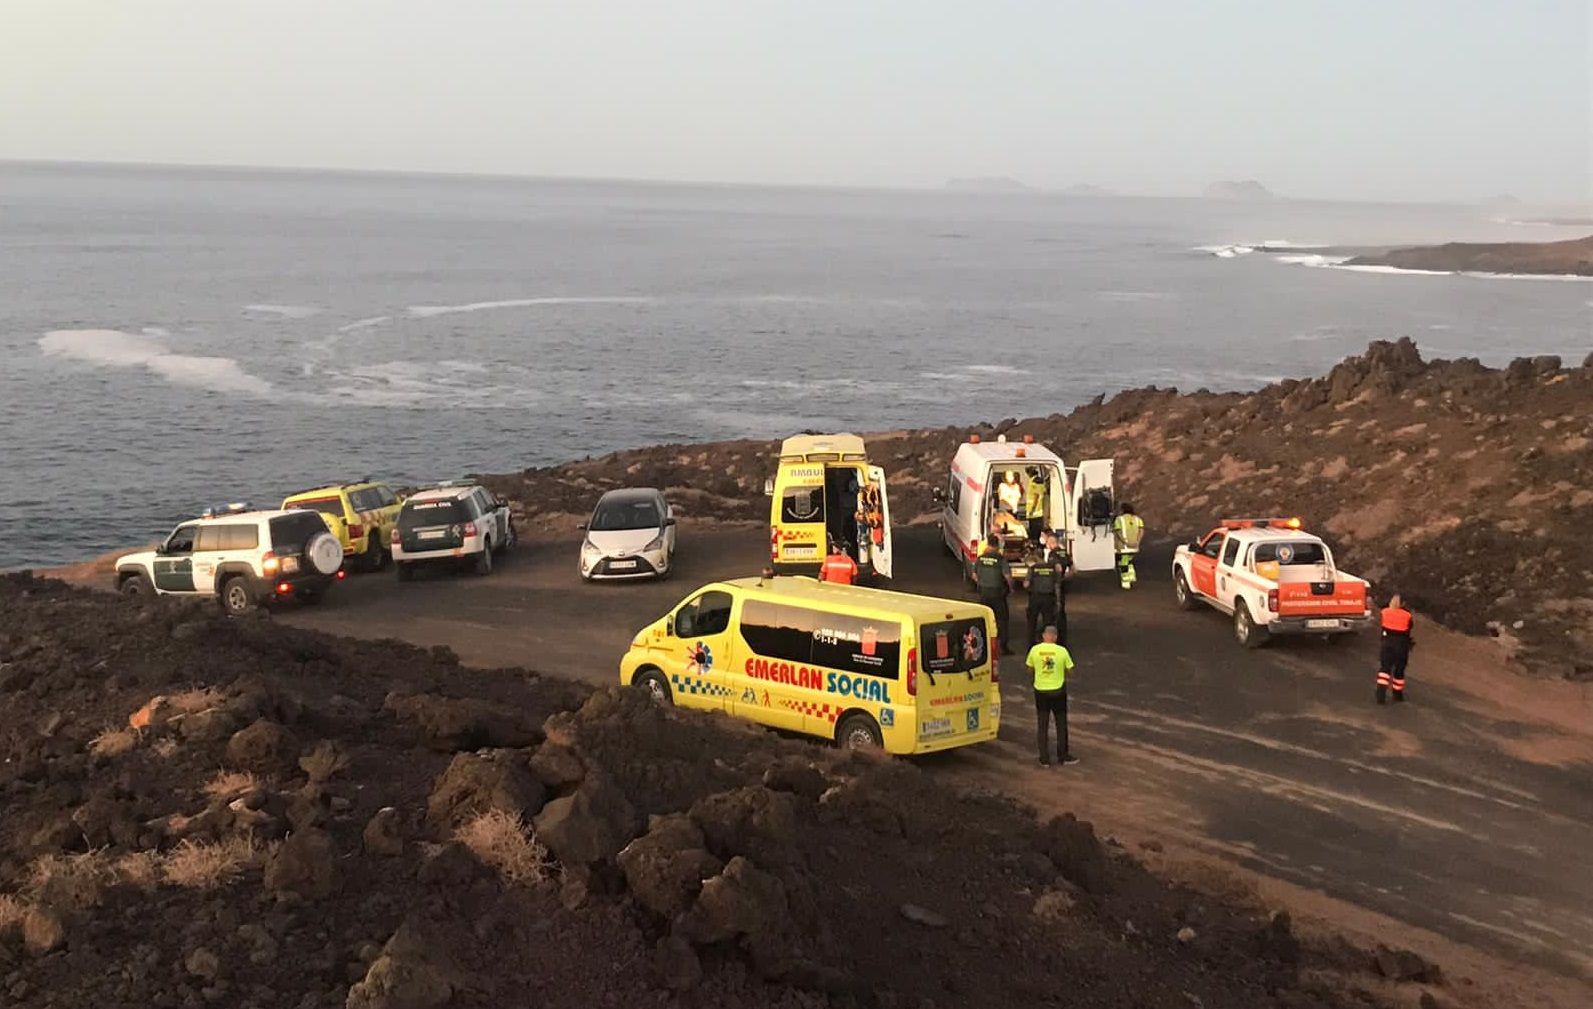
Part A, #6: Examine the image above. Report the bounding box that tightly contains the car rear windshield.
[920,616,990,675]
[270,512,330,551]
[287,497,347,519]
[1253,541,1327,566]
[400,499,467,529]
[591,498,661,531]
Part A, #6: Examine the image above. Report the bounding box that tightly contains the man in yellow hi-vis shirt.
[1112,503,1145,590]
[1025,625,1077,766]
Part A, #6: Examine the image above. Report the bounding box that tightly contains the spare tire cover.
[306,531,344,576]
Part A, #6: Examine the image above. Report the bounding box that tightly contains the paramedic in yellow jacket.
[1111,503,1145,590]
[1024,467,1047,540]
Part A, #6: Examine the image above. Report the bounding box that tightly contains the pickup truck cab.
[1172,517,1371,648]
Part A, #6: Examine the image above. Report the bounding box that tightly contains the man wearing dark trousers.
[973,534,1014,655]
[1026,624,1076,766]
[1376,593,1415,704]
[1025,546,1063,648]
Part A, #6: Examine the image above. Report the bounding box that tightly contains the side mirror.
[931,488,945,504]
[665,615,676,637]
[664,516,677,527]
[762,478,774,497]
[577,522,588,531]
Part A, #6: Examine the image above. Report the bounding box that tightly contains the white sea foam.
[141,326,171,337]
[337,315,391,333]
[245,304,323,319]
[405,296,654,318]
[1099,290,1174,301]
[1195,244,1255,258]
[965,364,1024,375]
[38,329,275,396]
[1274,253,1351,268]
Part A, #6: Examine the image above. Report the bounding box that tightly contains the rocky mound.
[0,574,1445,1008]
[484,342,1593,677]
[1346,235,1593,276]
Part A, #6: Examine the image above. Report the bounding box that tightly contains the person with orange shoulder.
[819,537,858,585]
[1375,593,1415,704]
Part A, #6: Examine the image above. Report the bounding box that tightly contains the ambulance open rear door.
[1066,458,1116,573]
[866,464,893,580]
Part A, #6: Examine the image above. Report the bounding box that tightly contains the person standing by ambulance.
[1026,624,1077,766]
[1025,545,1063,648]
[1112,503,1145,590]
[974,534,1014,654]
[1024,467,1048,541]
[1042,530,1072,646]
[1375,593,1415,704]
[819,536,858,585]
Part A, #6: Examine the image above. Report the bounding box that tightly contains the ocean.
[2,161,1589,569]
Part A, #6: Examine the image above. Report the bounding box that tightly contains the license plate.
[281,557,300,574]
[1306,619,1340,629]
[418,529,444,540]
[920,717,953,738]
[784,544,817,557]
[610,560,637,570]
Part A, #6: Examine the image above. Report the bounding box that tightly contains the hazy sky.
[3,1,1588,202]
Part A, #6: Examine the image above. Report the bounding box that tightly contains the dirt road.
[280,522,1593,986]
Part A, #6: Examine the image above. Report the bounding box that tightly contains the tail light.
[390,527,400,545]
[906,647,918,696]
[1267,589,1279,613]
[261,550,279,575]
[463,522,478,537]
[348,523,365,540]
[275,582,292,594]
[336,570,347,581]
[990,641,1000,683]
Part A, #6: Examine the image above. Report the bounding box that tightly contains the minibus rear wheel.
[836,713,883,750]
[634,669,673,706]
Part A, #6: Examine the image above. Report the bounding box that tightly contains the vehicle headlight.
[643,532,665,553]
[582,539,601,560]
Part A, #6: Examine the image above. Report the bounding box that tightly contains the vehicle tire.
[634,668,673,706]
[305,531,343,577]
[395,561,414,583]
[1234,601,1266,649]
[835,712,884,751]
[219,576,254,616]
[1174,571,1199,611]
[474,543,493,576]
[119,572,153,599]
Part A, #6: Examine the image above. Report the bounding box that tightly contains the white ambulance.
[936,434,1117,580]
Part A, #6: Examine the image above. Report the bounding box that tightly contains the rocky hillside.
[1346,235,1593,276]
[485,342,1593,678]
[0,574,1447,1008]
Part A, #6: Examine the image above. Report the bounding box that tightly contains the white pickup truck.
[1172,517,1371,648]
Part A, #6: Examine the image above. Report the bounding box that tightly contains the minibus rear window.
[781,486,823,523]
[920,616,990,675]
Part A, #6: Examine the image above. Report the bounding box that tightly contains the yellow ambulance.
[765,433,893,579]
[619,576,1001,755]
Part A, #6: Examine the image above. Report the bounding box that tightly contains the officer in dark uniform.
[974,534,1014,654]
[1025,546,1063,649]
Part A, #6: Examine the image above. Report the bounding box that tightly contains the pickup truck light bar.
[1220,517,1303,530]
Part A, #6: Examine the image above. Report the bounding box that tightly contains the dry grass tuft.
[201,769,260,801]
[162,837,260,890]
[298,740,350,784]
[0,893,27,934]
[455,810,550,884]
[112,851,162,891]
[168,687,226,715]
[151,737,181,758]
[89,725,141,758]
[28,852,112,911]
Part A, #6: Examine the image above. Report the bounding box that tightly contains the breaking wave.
[244,304,323,319]
[405,296,654,318]
[38,329,274,396]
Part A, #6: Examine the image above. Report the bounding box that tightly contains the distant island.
[1203,179,1274,201]
[943,176,1030,193]
[1061,183,1116,197]
[1346,234,1593,276]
